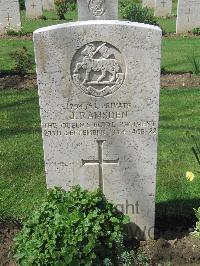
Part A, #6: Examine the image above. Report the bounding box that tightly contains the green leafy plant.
[55,0,76,20]
[103,235,149,266]
[187,54,200,75]
[13,186,130,265]
[193,27,200,36]
[119,0,140,10]
[192,207,200,238]
[9,46,34,76]
[121,3,159,27]
[39,15,47,20]
[19,0,25,10]
[6,28,24,36]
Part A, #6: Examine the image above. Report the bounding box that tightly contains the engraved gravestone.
[0,0,21,34]
[176,0,200,34]
[78,0,118,20]
[25,0,43,19]
[142,0,155,9]
[41,0,55,11]
[34,1,162,239]
[154,0,172,18]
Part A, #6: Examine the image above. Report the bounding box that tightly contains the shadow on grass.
[0,127,41,137]
[155,199,200,238]
[0,96,38,110]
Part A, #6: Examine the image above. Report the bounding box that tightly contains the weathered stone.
[25,0,43,19]
[176,0,200,34]
[0,0,21,34]
[34,20,161,240]
[77,0,118,20]
[41,0,55,11]
[154,0,172,18]
[142,0,155,9]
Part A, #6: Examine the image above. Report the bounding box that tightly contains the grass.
[0,88,200,220]
[158,17,176,33]
[20,9,77,34]
[157,88,200,218]
[0,1,199,74]
[0,89,46,219]
[0,0,200,222]
[162,37,200,73]
[1,36,200,73]
[0,40,33,72]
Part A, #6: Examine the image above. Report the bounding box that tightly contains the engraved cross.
[161,0,166,7]
[82,140,119,192]
[5,13,13,23]
[31,2,36,8]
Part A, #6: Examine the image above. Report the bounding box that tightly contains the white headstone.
[142,0,155,9]
[78,0,118,20]
[0,0,21,34]
[176,0,200,34]
[25,0,43,19]
[34,18,161,240]
[154,0,172,17]
[41,0,55,10]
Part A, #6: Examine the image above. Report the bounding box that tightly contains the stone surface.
[25,0,43,19]
[41,0,55,10]
[154,0,172,17]
[176,0,200,34]
[34,20,161,240]
[142,0,155,9]
[77,0,118,20]
[0,0,21,34]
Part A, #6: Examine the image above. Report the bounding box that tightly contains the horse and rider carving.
[88,0,105,16]
[73,43,121,84]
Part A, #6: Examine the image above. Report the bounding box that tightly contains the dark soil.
[0,73,200,90]
[161,73,200,89]
[142,235,200,265]
[0,34,33,41]
[0,73,37,90]
[1,220,200,266]
[164,32,200,38]
[0,220,21,266]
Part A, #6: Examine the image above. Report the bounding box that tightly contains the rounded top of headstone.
[33,20,162,36]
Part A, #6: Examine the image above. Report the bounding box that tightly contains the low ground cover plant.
[192,207,200,238]
[9,46,34,76]
[55,0,76,20]
[187,54,200,75]
[193,28,200,36]
[13,186,142,265]
[120,2,159,27]
[19,0,25,10]
[6,28,24,37]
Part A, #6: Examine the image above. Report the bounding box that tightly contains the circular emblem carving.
[88,0,105,17]
[71,42,126,97]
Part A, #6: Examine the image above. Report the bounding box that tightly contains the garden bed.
[0,73,200,90]
[1,220,200,266]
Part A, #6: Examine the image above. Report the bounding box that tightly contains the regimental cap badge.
[88,0,106,17]
[71,41,126,97]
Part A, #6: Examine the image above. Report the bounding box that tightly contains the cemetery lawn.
[162,36,200,73]
[20,10,77,34]
[0,89,46,219]
[0,39,33,72]
[1,36,200,73]
[0,88,200,222]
